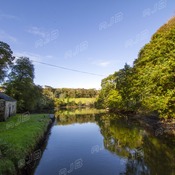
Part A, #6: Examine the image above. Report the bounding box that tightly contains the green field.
[0,114,51,175]
[62,98,96,103]
[55,98,97,108]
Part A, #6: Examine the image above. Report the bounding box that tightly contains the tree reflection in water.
[55,109,175,175]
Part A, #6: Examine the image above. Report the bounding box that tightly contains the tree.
[132,16,175,118]
[5,57,39,111]
[114,64,134,111]
[97,64,134,111]
[96,74,117,109]
[105,90,122,110]
[98,16,175,118]
[8,57,34,82]
[0,41,15,82]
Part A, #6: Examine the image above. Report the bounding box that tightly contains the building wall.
[0,100,5,121]
[4,101,17,121]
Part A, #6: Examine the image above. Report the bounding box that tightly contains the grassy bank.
[0,114,51,175]
[65,98,96,103]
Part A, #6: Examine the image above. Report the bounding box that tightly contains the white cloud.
[14,52,54,63]
[14,52,42,63]
[0,13,19,20]
[45,55,53,59]
[92,60,111,67]
[27,27,46,38]
[0,30,18,43]
[98,61,111,67]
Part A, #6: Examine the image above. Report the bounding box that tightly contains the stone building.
[0,92,17,121]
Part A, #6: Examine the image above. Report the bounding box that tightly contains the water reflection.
[99,114,148,175]
[55,110,175,175]
[55,108,104,125]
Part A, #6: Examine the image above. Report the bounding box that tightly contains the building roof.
[0,92,16,102]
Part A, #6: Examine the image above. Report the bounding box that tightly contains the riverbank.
[135,114,175,137]
[0,113,55,175]
[112,110,175,137]
[108,107,175,137]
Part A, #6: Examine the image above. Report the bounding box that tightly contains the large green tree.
[98,16,175,119]
[5,57,41,111]
[8,57,34,81]
[0,41,15,82]
[132,16,175,118]
[96,73,117,108]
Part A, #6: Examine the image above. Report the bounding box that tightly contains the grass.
[55,98,97,109]
[59,98,96,104]
[0,114,51,175]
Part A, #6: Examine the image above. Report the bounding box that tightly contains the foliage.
[0,41,99,112]
[54,98,96,109]
[96,74,117,108]
[0,41,15,83]
[114,64,134,111]
[132,17,175,118]
[54,88,99,98]
[42,87,99,109]
[8,57,34,81]
[105,90,122,110]
[98,16,175,118]
[4,57,43,112]
[41,86,55,111]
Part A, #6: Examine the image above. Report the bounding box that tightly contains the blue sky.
[0,0,175,89]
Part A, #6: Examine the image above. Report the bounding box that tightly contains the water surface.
[34,109,175,175]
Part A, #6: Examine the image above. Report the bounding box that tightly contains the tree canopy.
[0,41,15,82]
[97,16,175,119]
[4,57,41,111]
[8,57,34,82]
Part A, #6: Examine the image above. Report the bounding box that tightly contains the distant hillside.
[42,87,99,109]
[44,86,99,98]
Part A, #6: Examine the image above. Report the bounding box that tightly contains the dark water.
[34,109,175,175]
